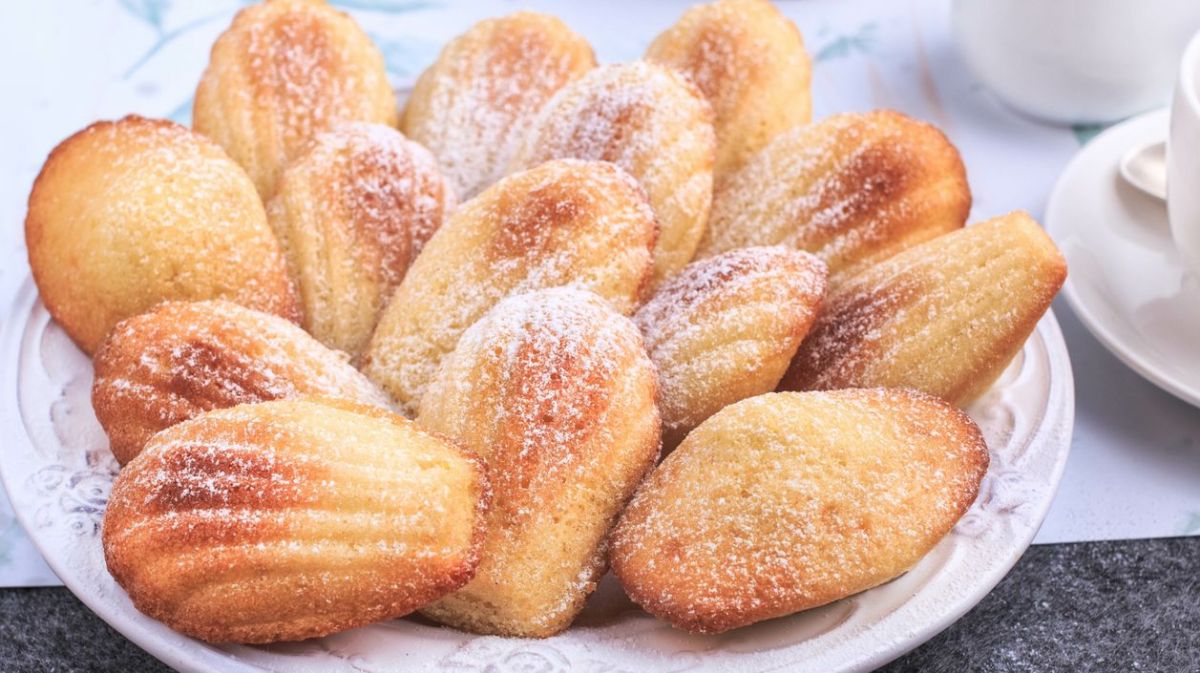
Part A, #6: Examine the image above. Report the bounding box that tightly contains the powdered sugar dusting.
[645,0,812,176]
[702,110,969,283]
[418,287,659,634]
[512,61,714,281]
[268,122,454,355]
[363,159,655,416]
[669,0,764,116]
[634,247,825,446]
[92,300,391,463]
[112,299,386,401]
[427,288,648,517]
[637,247,824,351]
[303,122,452,271]
[102,398,485,642]
[611,389,988,633]
[194,0,396,196]
[402,11,595,199]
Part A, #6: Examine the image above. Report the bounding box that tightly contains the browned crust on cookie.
[25,115,299,355]
[417,288,661,636]
[401,11,597,198]
[266,123,454,355]
[609,388,989,634]
[701,109,971,286]
[511,61,715,283]
[102,397,489,643]
[92,300,390,464]
[634,246,827,450]
[361,159,657,415]
[645,0,812,177]
[194,0,397,197]
[780,211,1067,404]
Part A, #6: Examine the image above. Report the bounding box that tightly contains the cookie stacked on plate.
[24,0,1065,644]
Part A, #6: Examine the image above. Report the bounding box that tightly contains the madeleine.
[780,211,1067,405]
[267,123,454,356]
[700,110,971,286]
[92,300,391,464]
[512,61,714,284]
[25,116,297,355]
[194,0,397,196]
[634,247,826,450]
[610,389,988,634]
[419,288,660,637]
[103,398,488,643]
[402,11,595,198]
[646,0,811,177]
[362,159,656,415]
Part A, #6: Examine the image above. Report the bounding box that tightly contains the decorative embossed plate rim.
[0,275,1074,673]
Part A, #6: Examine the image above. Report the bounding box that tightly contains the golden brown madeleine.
[93,300,391,465]
[402,11,596,198]
[362,159,657,415]
[418,288,660,637]
[25,116,298,355]
[700,110,972,285]
[780,211,1067,404]
[194,0,397,197]
[102,398,488,643]
[511,61,715,284]
[610,389,988,634]
[645,0,811,177]
[634,247,826,451]
[266,123,454,356]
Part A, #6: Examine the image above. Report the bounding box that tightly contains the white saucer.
[1046,108,1200,408]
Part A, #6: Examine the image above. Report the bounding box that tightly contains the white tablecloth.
[2,0,1198,587]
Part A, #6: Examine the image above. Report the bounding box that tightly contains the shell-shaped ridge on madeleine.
[402,11,597,199]
[701,109,972,286]
[645,0,812,177]
[267,122,455,356]
[362,158,657,416]
[193,0,398,197]
[102,397,489,644]
[779,210,1067,405]
[417,287,660,637]
[92,300,391,465]
[634,246,827,451]
[512,61,715,284]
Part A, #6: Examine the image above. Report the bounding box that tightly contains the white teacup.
[1169,31,1200,277]
[952,0,1200,125]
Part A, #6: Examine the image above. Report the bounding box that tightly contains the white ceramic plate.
[1046,108,1200,409]
[0,276,1073,673]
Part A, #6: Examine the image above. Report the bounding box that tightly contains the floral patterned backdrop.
[2,0,1198,587]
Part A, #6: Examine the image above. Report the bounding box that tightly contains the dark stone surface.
[0,586,166,673]
[881,537,1200,673]
[0,537,1196,672]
